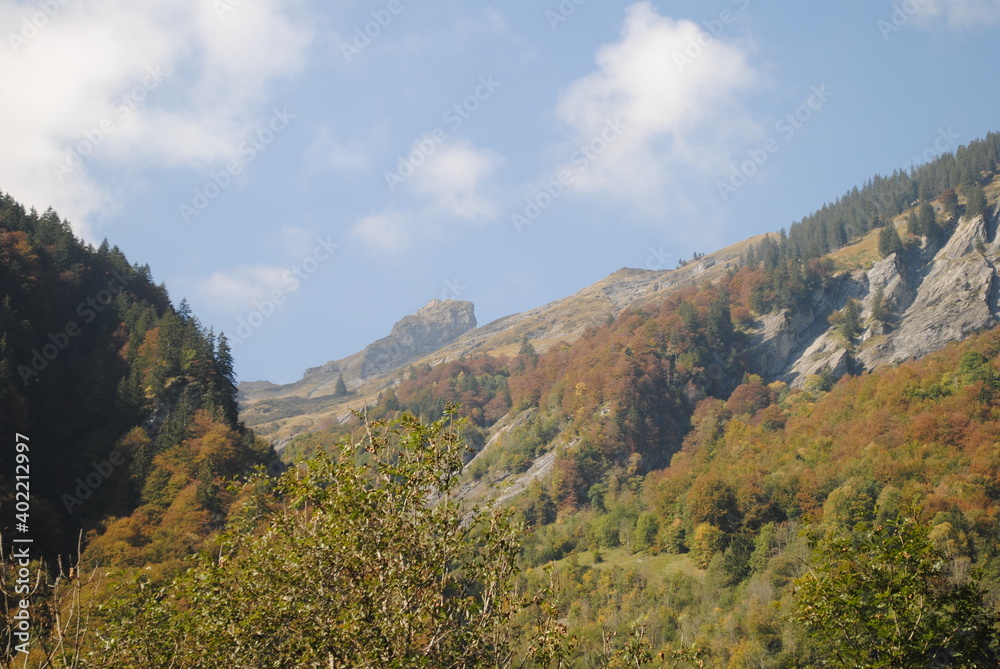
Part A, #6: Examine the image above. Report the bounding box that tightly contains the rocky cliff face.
[308,299,477,383]
[241,300,477,404]
[749,206,1000,386]
[870,213,998,365]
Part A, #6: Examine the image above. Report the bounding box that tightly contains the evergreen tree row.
[742,132,999,313]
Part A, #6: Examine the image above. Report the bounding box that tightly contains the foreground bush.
[99,409,528,668]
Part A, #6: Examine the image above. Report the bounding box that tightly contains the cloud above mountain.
[553,1,763,213]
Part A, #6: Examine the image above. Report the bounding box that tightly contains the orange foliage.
[188,410,242,477]
[644,327,1000,540]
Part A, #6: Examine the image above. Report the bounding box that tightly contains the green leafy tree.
[719,532,754,586]
[691,523,726,569]
[99,408,544,668]
[791,516,1000,668]
[633,512,659,553]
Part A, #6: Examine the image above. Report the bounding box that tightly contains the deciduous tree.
[792,516,1000,668]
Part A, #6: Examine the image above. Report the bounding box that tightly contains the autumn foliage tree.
[792,516,1000,667]
[97,408,548,668]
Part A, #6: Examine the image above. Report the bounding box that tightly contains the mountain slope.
[239,234,758,442]
[242,178,1000,445]
[242,298,477,402]
[748,176,1000,385]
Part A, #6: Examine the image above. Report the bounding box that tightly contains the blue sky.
[2,0,999,383]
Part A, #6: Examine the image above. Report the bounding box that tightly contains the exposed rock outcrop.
[749,208,1000,387]
[747,276,858,383]
[873,214,997,365]
[241,300,476,403]
[354,299,477,379]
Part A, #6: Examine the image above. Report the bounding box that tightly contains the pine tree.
[334,373,349,397]
[965,183,989,220]
[917,202,938,241]
[877,223,904,257]
[518,337,539,368]
[870,286,891,325]
[832,299,862,343]
[214,333,239,424]
[705,290,734,348]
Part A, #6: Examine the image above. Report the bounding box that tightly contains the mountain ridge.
[240,177,1000,444]
[238,233,761,441]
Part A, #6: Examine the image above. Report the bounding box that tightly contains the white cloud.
[189,224,338,321]
[349,210,411,254]
[553,1,762,212]
[0,0,311,240]
[912,0,1000,26]
[412,140,503,220]
[350,140,503,254]
[194,264,293,314]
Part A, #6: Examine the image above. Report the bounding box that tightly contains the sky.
[1,0,999,384]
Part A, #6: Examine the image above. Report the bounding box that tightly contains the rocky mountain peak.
[240,300,477,405]
[367,300,477,378]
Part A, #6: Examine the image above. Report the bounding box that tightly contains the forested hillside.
[511,328,1000,665]
[0,194,272,563]
[3,130,1000,667]
[742,132,998,314]
[270,132,1000,665]
[278,285,1000,666]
